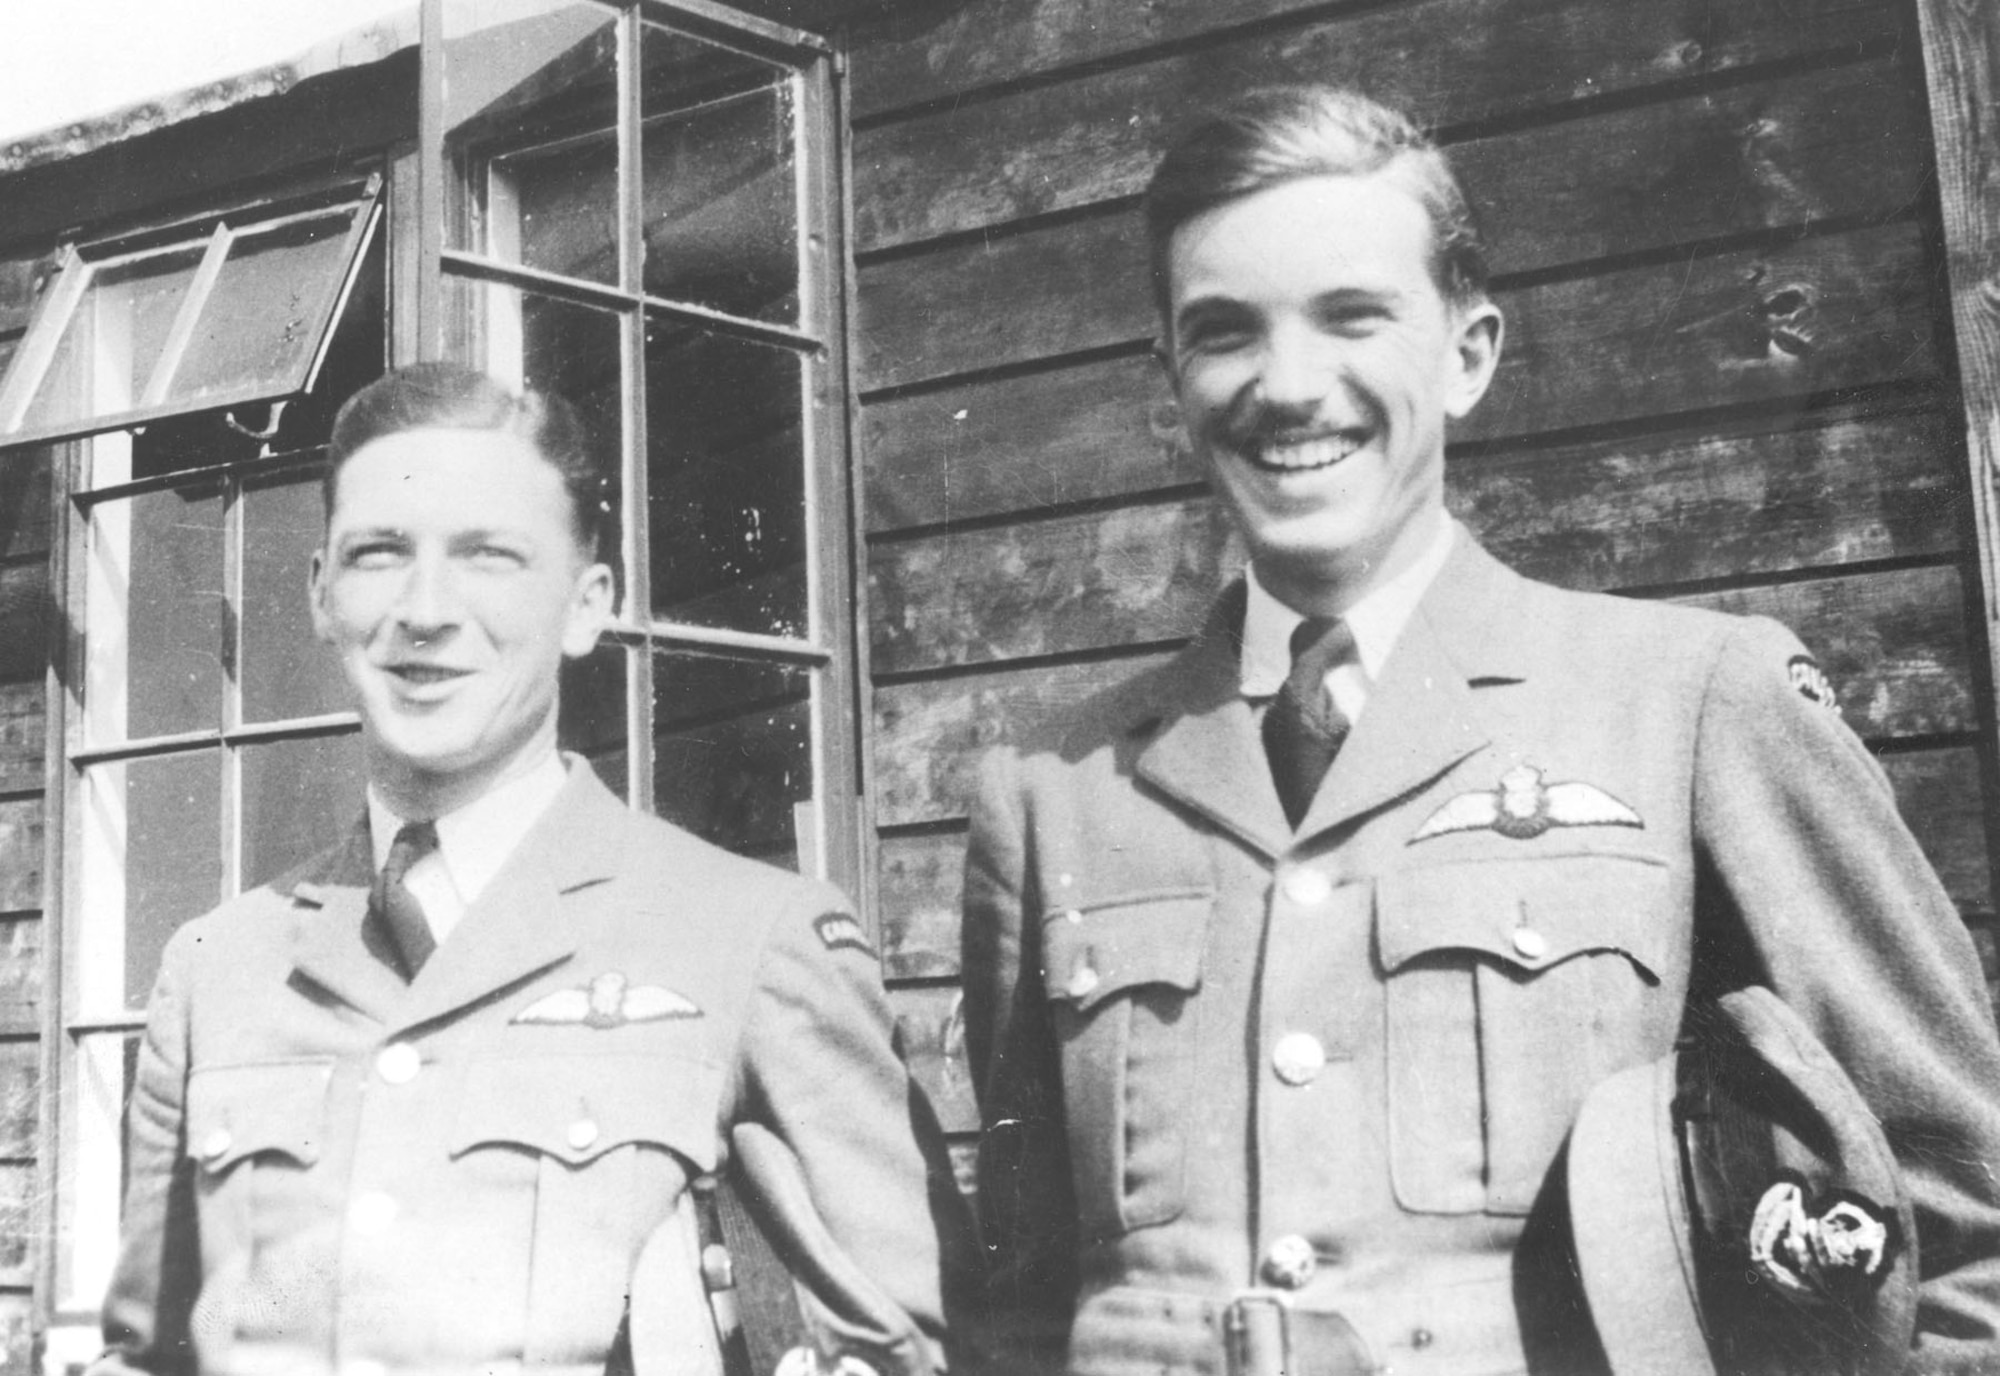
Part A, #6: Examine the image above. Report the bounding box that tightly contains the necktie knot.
[1265,617,1355,828]
[374,820,439,978]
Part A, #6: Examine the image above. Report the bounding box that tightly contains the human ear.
[1443,300,1504,421]
[561,561,616,658]
[307,547,334,643]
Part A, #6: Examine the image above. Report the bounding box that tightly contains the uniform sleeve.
[91,929,201,1376]
[1693,615,2000,1373]
[960,746,1077,1376]
[735,877,978,1376]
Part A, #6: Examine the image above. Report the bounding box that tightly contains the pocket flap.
[1377,853,1669,980]
[185,1059,335,1172]
[451,1052,722,1170]
[1041,889,1212,1014]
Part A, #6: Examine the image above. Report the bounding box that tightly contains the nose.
[1251,319,1338,416]
[391,553,460,643]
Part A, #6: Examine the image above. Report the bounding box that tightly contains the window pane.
[640,26,799,325]
[444,276,623,558]
[240,732,365,891]
[78,751,221,1011]
[646,324,807,638]
[652,651,812,865]
[242,471,348,723]
[21,247,205,434]
[67,1031,141,1314]
[560,639,627,760]
[84,482,225,744]
[446,0,620,286]
[171,206,365,402]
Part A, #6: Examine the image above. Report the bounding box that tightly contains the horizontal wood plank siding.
[849,0,1999,1162]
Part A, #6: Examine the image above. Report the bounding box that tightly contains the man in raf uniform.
[94,364,966,1376]
[961,87,2000,1375]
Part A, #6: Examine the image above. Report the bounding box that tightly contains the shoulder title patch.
[1788,655,1840,713]
[512,972,701,1028]
[815,912,875,957]
[1411,765,1644,843]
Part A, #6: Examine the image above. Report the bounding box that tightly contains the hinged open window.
[0,175,381,447]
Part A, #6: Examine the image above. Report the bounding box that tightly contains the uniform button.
[1272,1033,1327,1086]
[1066,964,1100,999]
[349,1191,399,1236]
[1261,1234,1318,1289]
[198,1128,233,1162]
[1280,868,1333,906]
[1511,927,1548,961]
[1062,909,1084,925]
[376,1042,421,1085]
[568,1118,600,1151]
[1057,873,1075,888]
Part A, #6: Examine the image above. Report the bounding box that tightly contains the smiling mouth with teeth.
[1243,431,1369,472]
[389,664,469,685]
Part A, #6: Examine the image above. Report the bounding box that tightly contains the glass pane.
[646,324,807,638]
[560,639,627,758]
[443,274,624,565]
[242,471,349,723]
[652,651,812,864]
[240,733,366,891]
[78,751,221,1011]
[68,1031,141,1313]
[446,0,620,285]
[640,26,799,324]
[171,206,364,402]
[21,246,205,434]
[84,482,225,744]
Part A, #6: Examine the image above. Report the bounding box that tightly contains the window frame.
[409,0,869,904]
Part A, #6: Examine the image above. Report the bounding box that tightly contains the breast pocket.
[451,1051,723,1366]
[1377,853,1673,1215]
[185,1059,334,1224]
[1041,889,1211,1239]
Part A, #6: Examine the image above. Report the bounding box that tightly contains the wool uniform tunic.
[962,537,2000,1376]
[96,761,963,1376]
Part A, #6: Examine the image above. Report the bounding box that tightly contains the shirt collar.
[367,749,571,906]
[1240,513,1457,696]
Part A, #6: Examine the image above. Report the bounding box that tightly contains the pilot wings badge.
[512,971,701,1029]
[1410,764,1643,843]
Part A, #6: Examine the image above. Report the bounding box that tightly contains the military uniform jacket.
[962,537,2000,1376]
[96,761,958,1376]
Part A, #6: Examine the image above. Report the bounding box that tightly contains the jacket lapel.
[290,821,407,1024]
[1135,584,1295,860]
[393,762,627,1032]
[1297,537,1530,841]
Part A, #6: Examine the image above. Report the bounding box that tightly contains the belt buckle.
[1223,1289,1376,1376]
[1222,1290,1290,1376]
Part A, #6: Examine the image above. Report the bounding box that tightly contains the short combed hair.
[1144,86,1490,323]
[324,363,612,560]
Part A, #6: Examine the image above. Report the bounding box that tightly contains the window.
[22,182,386,1364]
[420,0,863,893]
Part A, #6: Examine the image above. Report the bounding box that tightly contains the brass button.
[1066,964,1100,999]
[1272,1032,1327,1086]
[198,1128,233,1162]
[376,1042,421,1085]
[567,1118,600,1151]
[1280,868,1332,906]
[1511,927,1548,961]
[1261,1233,1318,1289]
[1062,908,1084,924]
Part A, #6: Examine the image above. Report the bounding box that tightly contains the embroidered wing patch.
[815,912,875,957]
[513,972,701,1029]
[1750,1180,1898,1297]
[1411,765,1644,843]
[1788,655,1840,714]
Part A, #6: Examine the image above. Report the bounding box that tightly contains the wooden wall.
[844,0,2000,1166]
[0,259,51,1376]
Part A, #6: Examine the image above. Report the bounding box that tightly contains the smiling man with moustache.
[960,87,2000,1375]
[92,363,967,1376]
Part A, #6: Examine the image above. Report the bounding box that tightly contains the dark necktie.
[1263,617,1356,828]
[373,820,439,978]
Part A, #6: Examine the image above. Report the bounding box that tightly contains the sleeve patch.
[814,912,875,956]
[1788,655,1840,712]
